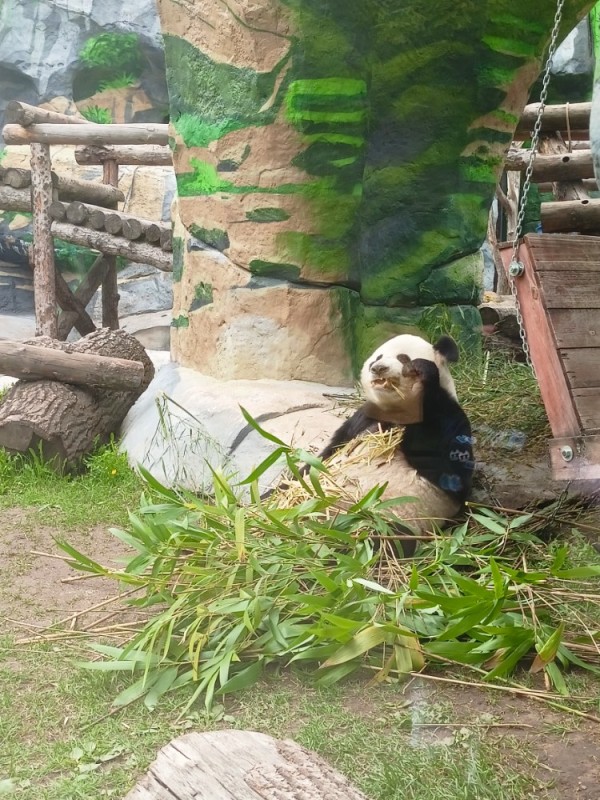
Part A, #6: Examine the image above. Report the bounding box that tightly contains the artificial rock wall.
[158,0,595,385]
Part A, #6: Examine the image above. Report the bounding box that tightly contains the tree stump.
[0,328,154,468]
[123,731,369,800]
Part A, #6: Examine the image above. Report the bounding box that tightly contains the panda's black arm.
[315,407,375,464]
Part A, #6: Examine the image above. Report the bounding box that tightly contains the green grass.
[0,440,142,529]
[0,641,546,800]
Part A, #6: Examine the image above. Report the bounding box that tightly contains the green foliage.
[79,33,142,74]
[99,73,137,92]
[53,237,98,276]
[173,114,245,148]
[80,105,113,124]
[61,412,600,713]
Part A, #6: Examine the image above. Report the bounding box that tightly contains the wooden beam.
[539,137,590,202]
[5,100,87,127]
[57,255,109,340]
[75,144,172,166]
[3,122,169,146]
[516,102,591,137]
[30,143,57,338]
[505,147,595,182]
[51,222,172,272]
[541,198,600,234]
[0,340,144,390]
[549,434,600,481]
[499,237,581,440]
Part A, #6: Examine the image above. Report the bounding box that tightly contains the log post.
[30,142,57,338]
[101,158,120,330]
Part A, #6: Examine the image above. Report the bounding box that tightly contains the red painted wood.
[500,237,581,439]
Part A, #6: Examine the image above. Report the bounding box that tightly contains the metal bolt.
[560,445,574,462]
[508,261,524,278]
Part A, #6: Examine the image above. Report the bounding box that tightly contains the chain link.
[508,0,565,377]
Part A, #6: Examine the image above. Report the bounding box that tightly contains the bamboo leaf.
[219,659,264,695]
[322,625,388,667]
[530,623,564,673]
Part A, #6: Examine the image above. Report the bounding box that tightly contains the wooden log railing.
[516,101,591,137]
[0,103,174,341]
[0,166,125,207]
[5,100,88,127]
[75,144,173,167]
[51,222,173,272]
[3,122,169,146]
[504,147,595,182]
[48,201,171,247]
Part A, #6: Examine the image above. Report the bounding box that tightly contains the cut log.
[123,731,368,800]
[104,213,123,236]
[121,218,144,240]
[57,255,109,340]
[30,142,57,338]
[3,167,34,189]
[3,122,169,146]
[541,198,600,233]
[51,222,172,271]
[0,340,143,390]
[516,101,591,137]
[75,144,172,166]
[505,147,594,182]
[48,200,67,221]
[160,228,173,252]
[65,201,88,225]
[5,100,87,127]
[145,223,162,243]
[0,184,33,212]
[88,208,107,230]
[0,329,154,467]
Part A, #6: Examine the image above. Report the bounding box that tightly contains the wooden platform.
[123,730,369,799]
[501,233,600,481]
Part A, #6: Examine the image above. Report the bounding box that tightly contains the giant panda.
[304,333,475,556]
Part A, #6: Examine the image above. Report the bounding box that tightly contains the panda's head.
[360,334,459,416]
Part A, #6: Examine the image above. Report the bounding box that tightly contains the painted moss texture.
[157,0,592,381]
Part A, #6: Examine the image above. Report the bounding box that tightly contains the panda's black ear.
[433,335,459,363]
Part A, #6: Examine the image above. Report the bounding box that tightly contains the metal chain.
[508,0,565,376]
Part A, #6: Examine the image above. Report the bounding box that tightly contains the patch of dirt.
[0,506,132,634]
[373,680,600,800]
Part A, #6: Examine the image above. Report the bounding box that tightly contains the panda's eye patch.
[369,354,383,369]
